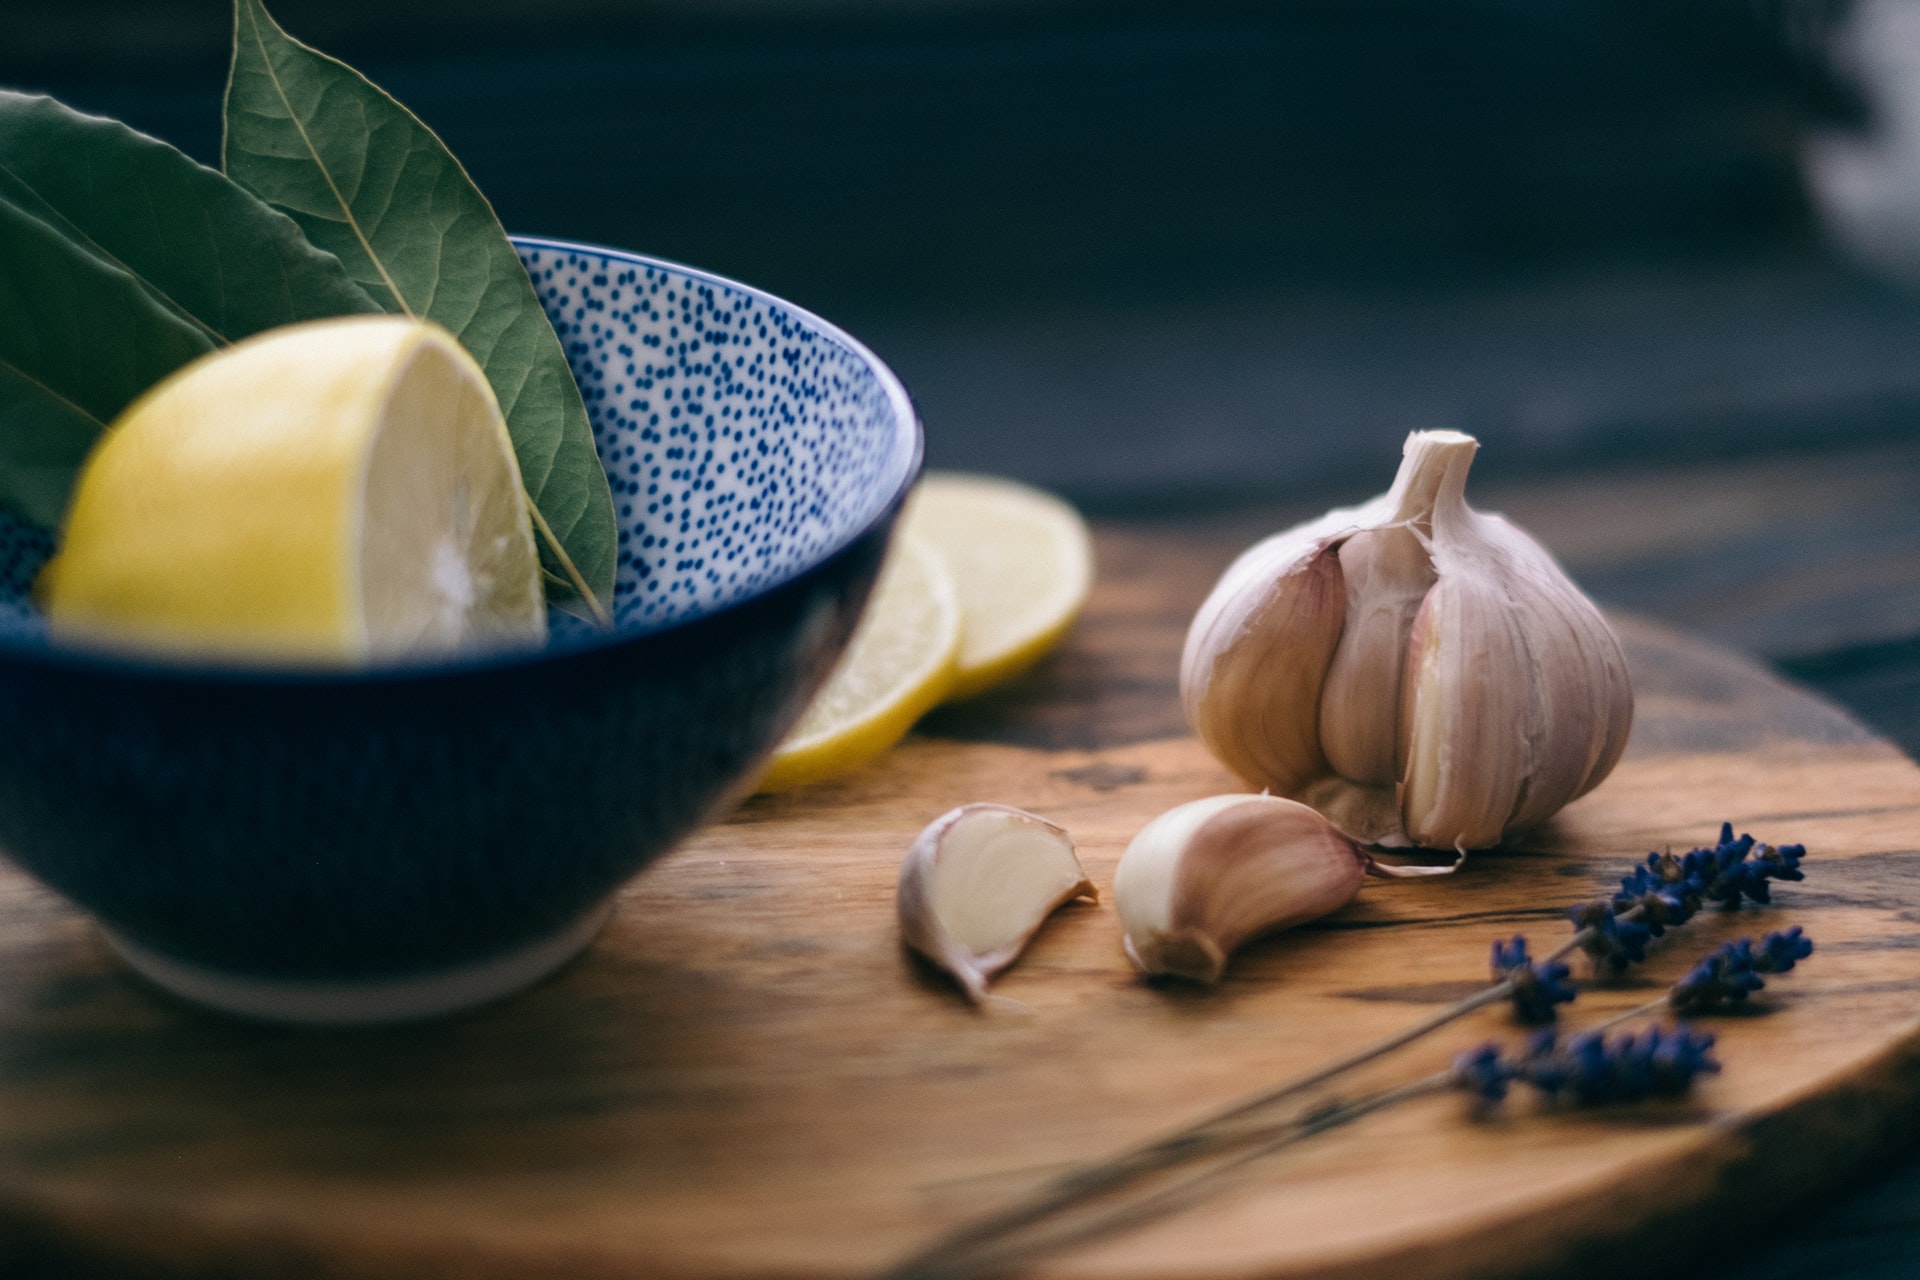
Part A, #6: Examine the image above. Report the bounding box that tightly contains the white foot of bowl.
[100,898,616,1025]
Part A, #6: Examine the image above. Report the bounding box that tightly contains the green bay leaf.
[223,0,619,616]
[0,92,381,348]
[0,91,383,527]
[0,193,210,525]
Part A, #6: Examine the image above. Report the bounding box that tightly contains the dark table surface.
[7,1,1920,1275]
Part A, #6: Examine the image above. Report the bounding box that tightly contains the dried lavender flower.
[1759,924,1814,970]
[1570,824,1808,979]
[1568,900,1652,971]
[1448,1041,1517,1103]
[1491,935,1577,1024]
[1610,854,1698,934]
[1682,824,1806,908]
[1452,1023,1720,1107]
[1669,928,1814,1013]
[1573,1024,1719,1102]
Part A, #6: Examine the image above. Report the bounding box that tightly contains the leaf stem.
[527,497,610,628]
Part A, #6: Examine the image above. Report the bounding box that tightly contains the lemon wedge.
[757,532,960,792]
[39,316,545,666]
[903,472,1094,700]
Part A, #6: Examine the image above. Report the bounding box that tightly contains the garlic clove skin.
[897,803,1096,1002]
[1317,522,1434,785]
[1179,533,1348,797]
[1182,429,1632,851]
[1398,563,1537,850]
[1113,794,1368,984]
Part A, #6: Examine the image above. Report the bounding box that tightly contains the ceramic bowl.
[0,237,920,1024]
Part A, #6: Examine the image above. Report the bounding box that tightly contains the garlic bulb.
[1181,430,1632,851]
[897,803,1096,1001]
[1114,794,1368,983]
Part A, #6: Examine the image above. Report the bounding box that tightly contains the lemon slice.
[903,472,1094,700]
[39,316,545,666]
[757,532,960,792]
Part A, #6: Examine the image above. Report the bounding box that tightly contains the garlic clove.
[1399,565,1536,850]
[1180,536,1347,797]
[897,803,1096,1002]
[1317,522,1434,785]
[1113,794,1368,984]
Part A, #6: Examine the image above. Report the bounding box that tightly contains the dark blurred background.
[12,2,1917,501]
[8,3,1920,1274]
[2,1,1904,497]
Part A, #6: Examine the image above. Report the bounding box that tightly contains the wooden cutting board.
[0,525,1917,1280]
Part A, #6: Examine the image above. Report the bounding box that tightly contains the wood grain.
[0,530,1914,1279]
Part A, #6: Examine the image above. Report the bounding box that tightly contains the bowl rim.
[0,237,924,688]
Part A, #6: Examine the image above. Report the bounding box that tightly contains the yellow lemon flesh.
[903,472,1094,700]
[39,316,545,666]
[757,532,960,792]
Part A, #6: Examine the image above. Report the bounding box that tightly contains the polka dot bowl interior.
[0,238,921,1024]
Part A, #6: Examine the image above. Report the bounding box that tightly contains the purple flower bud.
[1449,1043,1514,1103]
[1519,1024,1720,1104]
[1756,926,1813,973]
[1490,935,1577,1024]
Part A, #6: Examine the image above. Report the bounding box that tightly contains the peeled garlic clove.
[897,803,1096,1002]
[1113,793,1368,984]
[1182,430,1632,851]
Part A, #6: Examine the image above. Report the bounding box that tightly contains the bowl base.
[100,898,616,1025]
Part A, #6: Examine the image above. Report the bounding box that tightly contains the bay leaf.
[0,91,383,527]
[223,0,619,616]
[0,193,210,526]
[0,92,380,349]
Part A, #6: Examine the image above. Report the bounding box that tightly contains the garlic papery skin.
[1113,794,1368,984]
[1181,430,1632,851]
[897,803,1096,1002]
[1177,519,1347,798]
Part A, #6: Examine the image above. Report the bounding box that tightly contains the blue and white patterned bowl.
[0,237,921,1023]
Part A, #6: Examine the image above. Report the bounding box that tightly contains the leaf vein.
[0,354,108,430]
[0,162,230,348]
[243,0,412,320]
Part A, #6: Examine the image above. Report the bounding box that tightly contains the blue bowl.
[0,238,921,1023]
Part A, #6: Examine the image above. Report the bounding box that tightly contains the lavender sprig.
[1565,822,1806,977]
[1450,1023,1721,1105]
[1574,927,1817,1036]
[1669,926,1814,1013]
[1487,822,1808,1023]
